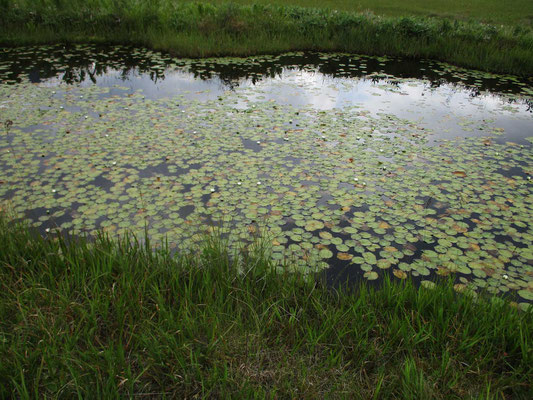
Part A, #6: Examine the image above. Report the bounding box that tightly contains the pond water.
[1,44,532,308]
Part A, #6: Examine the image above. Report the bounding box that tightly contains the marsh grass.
[0,212,532,398]
[0,1,532,75]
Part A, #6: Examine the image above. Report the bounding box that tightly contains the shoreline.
[1,2,532,76]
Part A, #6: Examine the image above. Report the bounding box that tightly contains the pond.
[1,44,532,308]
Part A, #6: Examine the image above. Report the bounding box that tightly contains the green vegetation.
[0,212,532,398]
[201,0,533,26]
[1,1,532,75]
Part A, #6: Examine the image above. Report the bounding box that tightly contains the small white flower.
[52,189,56,193]
[503,274,509,280]
[79,95,83,99]
[321,135,326,139]
[353,177,359,181]
[52,91,56,94]
[45,228,50,233]
[284,137,289,141]
[124,107,129,110]
[84,115,88,119]
[237,182,242,185]
[362,182,367,186]
[210,187,215,192]
[257,181,261,185]
[112,161,117,165]
[257,140,261,144]
[59,106,63,109]
[105,134,109,137]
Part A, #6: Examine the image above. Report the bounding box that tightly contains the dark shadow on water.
[1,44,531,111]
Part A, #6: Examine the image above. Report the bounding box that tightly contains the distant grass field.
[198,0,533,26]
[0,212,532,398]
[0,1,532,75]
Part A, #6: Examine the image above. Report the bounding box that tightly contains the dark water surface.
[1,45,532,307]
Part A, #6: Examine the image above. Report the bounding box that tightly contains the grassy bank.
[200,0,533,26]
[0,214,532,398]
[1,1,532,76]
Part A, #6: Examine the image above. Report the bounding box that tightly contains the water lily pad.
[364,271,379,280]
[393,269,407,279]
[363,252,377,265]
[377,259,392,269]
[319,249,333,259]
[337,252,353,261]
[319,231,332,240]
[305,220,324,231]
[421,280,436,289]
[518,289,533,301]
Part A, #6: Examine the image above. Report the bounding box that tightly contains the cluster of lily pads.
[0,49,532,309]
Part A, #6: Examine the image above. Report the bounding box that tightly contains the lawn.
[198,0,533,26]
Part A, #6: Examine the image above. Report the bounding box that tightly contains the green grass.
[199,0,533,26]
[0,212,532,398]
[0,1,532,76]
